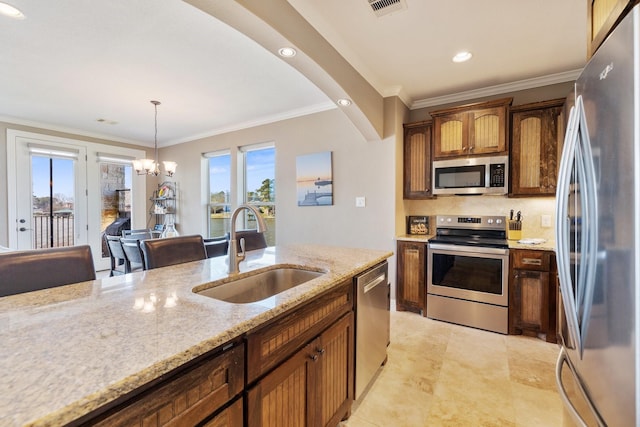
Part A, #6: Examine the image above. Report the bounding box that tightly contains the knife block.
[508,220,522,240]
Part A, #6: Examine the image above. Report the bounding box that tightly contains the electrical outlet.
[355,196,366,208]
[541,214,552,228]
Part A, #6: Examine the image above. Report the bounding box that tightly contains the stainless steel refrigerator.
[555,5,640,426]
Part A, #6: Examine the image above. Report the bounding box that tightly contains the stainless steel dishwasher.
[355,261,390,400]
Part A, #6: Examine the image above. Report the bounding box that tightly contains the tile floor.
[342,309,564,427]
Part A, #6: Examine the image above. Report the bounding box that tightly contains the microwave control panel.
[489,163,506,187]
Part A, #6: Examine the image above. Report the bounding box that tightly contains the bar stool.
[0,245,96,297]
[140,235,207,270]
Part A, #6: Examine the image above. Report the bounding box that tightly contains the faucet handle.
[239,237,246,256]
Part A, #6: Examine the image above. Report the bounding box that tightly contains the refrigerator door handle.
[555,348,606,427]
[575,97,600,351]
[555,103,582,351]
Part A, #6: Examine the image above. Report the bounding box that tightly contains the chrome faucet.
[228,204,267,274]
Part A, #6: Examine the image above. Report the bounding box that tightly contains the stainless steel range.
[427,215,509,334]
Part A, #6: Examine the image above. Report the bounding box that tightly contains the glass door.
[10,139,88,251]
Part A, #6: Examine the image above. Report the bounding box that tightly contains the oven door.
[427,243,509,306]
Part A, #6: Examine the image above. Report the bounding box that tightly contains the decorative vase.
[162,223,179,238]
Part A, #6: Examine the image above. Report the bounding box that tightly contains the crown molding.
[166,101,337,146]
[410,69,582,110]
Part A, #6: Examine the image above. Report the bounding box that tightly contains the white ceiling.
[0,0,587,147]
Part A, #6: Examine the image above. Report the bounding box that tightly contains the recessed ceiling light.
[278,47,297,58]
[336,98,352,107]
[0,2,24,19]
[452,51,472,63]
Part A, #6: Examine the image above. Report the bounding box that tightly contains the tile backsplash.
[404,196,556,241]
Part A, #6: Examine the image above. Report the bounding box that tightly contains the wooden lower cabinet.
[202,398,243,427]
[86,343,245,426]
[509,249,557,343]
[396,240,426,315]
[247,312,354,427]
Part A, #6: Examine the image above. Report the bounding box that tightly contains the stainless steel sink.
[195,268,324,304]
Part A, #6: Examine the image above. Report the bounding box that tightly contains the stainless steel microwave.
[432,155,508,195]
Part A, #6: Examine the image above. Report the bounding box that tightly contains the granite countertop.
[0,244,391,427]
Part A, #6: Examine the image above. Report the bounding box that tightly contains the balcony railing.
[32,214,75,249]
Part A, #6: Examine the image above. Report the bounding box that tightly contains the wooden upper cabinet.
[431,98,512,159]
[588,0,638,57]
[510,99,565,197]
[403,121,433,199]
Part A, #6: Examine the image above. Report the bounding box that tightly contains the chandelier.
[132,100,177,177]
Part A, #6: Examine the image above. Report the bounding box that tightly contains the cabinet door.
[468,106,507,155]
[589,0,635,57]
[403,122,433,199]
[202,397,243,427]
[246,340,316,427]
[433,112,467,158]
[247,313,354,427]
[245,281,352,384]
[510,103,564,196]
[396,241,425,315]
[511,269,550,333]
[431,98,512,159]
[316,312,354,427]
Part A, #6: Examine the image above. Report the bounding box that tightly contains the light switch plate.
[541,214,552,228]
[355,196,366,208]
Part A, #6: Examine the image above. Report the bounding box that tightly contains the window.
[243,145,275,246]
[207,151,232,239]
[206,145,275,245]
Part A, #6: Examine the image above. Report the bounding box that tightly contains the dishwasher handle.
[363,273,386,294]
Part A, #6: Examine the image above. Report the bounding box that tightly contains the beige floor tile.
[343,309,563,427]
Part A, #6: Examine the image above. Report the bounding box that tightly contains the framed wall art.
[296,151,333,206]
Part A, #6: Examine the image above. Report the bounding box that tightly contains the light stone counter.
[396,234,556,252]
[0,244,391,427]
[395,234,432,243]
[508,239,556,252]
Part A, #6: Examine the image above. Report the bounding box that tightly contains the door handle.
[363,274,386,293]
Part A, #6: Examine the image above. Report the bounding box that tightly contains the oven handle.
[428,243,509,256]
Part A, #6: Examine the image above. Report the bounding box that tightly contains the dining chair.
[232,230,267,251]
[204,236,229,258]
[105,234,129,276]
[122,228,153,240]
[120,238,145,272]
[140,235,207,270]
[0,245,96,297]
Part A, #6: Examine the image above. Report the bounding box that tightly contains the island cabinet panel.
[202,398,243,427]
[245,280,353,384]
[396,240,426,315]
[403,121,433,199]
[247,312,354,427]
[88,343,245,427]
[431,98,512,159]
[589,0,638,57]
[510,99,564,196]
[509,249,557,343]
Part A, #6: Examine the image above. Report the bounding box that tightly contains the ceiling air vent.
[368,0,407,17]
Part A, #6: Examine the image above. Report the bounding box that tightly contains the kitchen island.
[0,244,391,427]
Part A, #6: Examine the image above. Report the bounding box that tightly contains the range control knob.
[496,218,503,224]
[487,219,494,224]
[446,217,452,223]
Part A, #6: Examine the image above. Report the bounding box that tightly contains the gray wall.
[161,107,397,251]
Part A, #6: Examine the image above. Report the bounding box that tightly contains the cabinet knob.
[309,354,319,362]
[316,348,326,355]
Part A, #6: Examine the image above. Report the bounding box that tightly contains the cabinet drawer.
[90,343,245,427]
[512,250,550,271]
[246,280,353,384]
